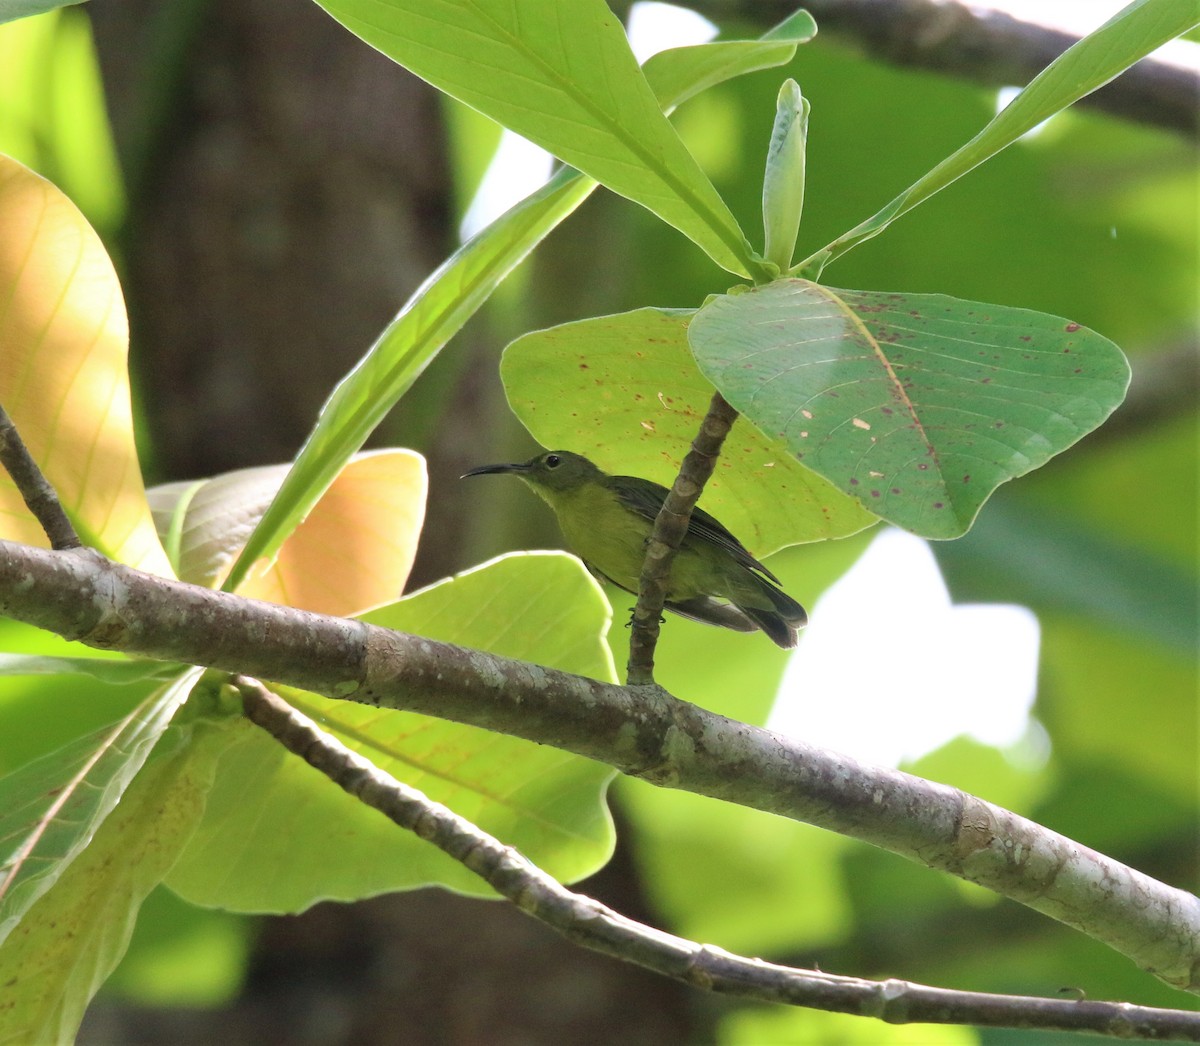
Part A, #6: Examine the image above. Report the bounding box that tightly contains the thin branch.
[698,0,1199,140]
[0,403,80,551]
[235,676,1200,1040]
[0,539,1195,994]
[627,391,741,685]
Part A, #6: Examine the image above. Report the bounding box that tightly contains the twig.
[0,539,1195,993]
[0,403,81,551]
[697,0,1199,140]
[234,677,1200,1040]
[626,391,740,685]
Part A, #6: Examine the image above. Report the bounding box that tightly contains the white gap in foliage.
[768,528,1043,769]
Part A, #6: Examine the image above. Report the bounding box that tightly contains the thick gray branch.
[237,678,1200,1038]
[700,0,1198,139]
[0,539,1196,994]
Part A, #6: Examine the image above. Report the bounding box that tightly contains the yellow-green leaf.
[0,155,169,574]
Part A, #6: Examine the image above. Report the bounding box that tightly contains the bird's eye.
[545,454,561,468]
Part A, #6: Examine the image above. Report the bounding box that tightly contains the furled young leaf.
[311,0,763,279]
[0,155,170,575]
[0,673,198,949]
[799,0,1200,274]
[150,450,426,616]
[501,307,877,556]
[761,79,809,270]
[0,684,229,1045]
[222,18,812,594]
[688,280,1130,538]
[166,553,616,911]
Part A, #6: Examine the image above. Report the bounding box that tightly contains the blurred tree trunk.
[86,1,694,1042]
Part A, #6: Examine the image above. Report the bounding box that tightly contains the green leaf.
[501,306,877,556]
[0,687,229,1044]
[688,280,1130,538]
[799,0,1200,274]
[0,653,176,683]
[167,553,616,911]
[222,15,812,594]
[311,0,763,278]
[0,0,85,28]
[0,674,197,950]
[640,12,815,112]
[0,7,125,234]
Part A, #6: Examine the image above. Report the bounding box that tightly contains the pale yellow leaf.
[240,449,426,616]
[0,156,170,576]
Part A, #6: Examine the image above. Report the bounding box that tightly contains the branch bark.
[0,405,80,552]
[236,676,1200,1039]
[0,539,1195,995]
[627,391,741,684]
[698,0,1199,140]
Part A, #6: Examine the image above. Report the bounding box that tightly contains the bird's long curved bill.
[460,462,530,479]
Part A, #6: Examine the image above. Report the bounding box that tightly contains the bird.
[462,450,807,647]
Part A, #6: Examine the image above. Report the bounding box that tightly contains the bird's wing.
[609,475,781,585]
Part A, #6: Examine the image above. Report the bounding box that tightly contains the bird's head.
[462,450,604,494]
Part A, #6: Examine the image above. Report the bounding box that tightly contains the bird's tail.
[736,582,808,649]
[668,582,807,649]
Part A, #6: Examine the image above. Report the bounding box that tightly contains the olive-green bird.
[462,450,807,648]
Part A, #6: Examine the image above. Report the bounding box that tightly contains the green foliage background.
[0,2,1195,1042]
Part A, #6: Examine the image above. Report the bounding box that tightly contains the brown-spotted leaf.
[501,307,876,556]
[688,280,1130,538]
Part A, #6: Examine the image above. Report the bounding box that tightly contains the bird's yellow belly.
[554,486,711,599]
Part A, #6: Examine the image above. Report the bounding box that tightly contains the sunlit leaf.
[0,687,229,1044]
[150,451,427,616]
[240,450,426,616]
[688,280,1129,537]
[0,673,197,949]
[640,11,816,112]
[501,306,877,556]
[0,155,169,574]
[312,0,762,278]
[0,8,125,234]
[167,553,616,911]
